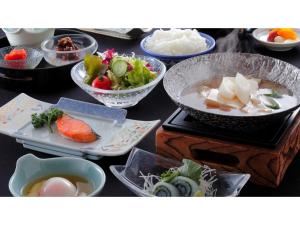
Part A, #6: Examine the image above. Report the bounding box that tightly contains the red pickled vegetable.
[267,30,278,42]
[4,49,27,60]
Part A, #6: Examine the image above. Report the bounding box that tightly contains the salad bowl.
[163,53,300,130]
[110,148,250,197]
[71,54,166,108]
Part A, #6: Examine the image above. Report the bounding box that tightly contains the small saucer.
[252,28,300,51]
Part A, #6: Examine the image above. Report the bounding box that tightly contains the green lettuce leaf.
[126,59,146,86]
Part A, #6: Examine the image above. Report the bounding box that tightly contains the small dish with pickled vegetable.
[0,46,43,69]
[252,28,300,51]
[71,49,166,108]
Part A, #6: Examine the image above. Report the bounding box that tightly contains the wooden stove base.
[156,115,300,187]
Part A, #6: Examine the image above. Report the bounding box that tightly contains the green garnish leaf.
[160,169,180,182]
[264,97,280,110]
[178,159,203,183]
[31,108,63,133]
[31,113,44,128]
[264,89,283,98]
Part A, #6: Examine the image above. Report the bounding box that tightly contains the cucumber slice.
[111,59,128,77]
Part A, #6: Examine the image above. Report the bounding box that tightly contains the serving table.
[1,29,300,196]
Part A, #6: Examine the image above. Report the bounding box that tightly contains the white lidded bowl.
[2,28,55,47]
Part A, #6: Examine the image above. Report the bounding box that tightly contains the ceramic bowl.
[110,148,250,197]
[71,54,166,108]
[41,34,98,66]
[0,46,43,69]
[252,28,300,51]
[140,32,215,67]
[163,53,300,130]
[2,28,55,47]
[9,154,106,197]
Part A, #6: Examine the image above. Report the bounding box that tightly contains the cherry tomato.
[92,76,112,90]
[267,30,278,42]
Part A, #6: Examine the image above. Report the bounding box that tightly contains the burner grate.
[162,108,300,148]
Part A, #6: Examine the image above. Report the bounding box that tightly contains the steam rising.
[216,29,240,52]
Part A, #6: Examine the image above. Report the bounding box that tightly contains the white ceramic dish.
[252,28,300,51]
[9,154,106,197]
[21,142,101,160]
[0,93,160,158]
[2,28,55,47]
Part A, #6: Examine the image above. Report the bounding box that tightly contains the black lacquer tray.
[0,29,89,92]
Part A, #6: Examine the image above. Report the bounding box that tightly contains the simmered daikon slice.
[235,73,251,105]
[205,89,243,109]
[249,79,259,94]
[250,78,261,84]
[218,77,236,100]
[250,97,261,106]
[205,89,223,108]
[218,94,243,109]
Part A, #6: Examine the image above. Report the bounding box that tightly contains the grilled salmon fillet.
[56,114,98,143]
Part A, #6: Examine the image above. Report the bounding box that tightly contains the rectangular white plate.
[0,94,160,158]
[22,142,103,160]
